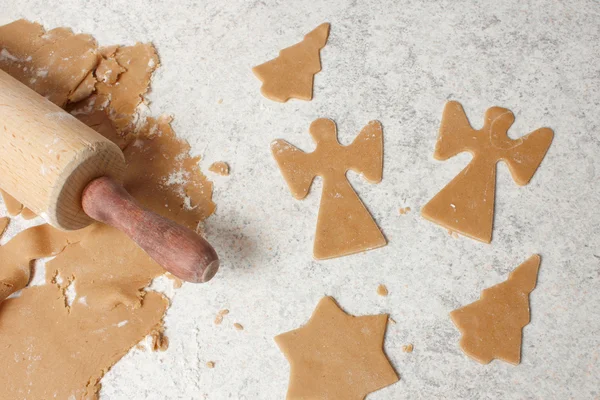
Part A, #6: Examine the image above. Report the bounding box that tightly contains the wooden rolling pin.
[0,69,219,283]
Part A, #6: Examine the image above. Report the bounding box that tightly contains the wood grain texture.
[82,177,219,282]
[0,69,125,230]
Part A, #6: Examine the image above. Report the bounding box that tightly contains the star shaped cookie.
[275,296,399,399]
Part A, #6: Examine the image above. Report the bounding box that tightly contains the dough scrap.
[0,286,167,399]
[95,56,125,85]
[0,19,99,107]
[271,118,386,259]
[0,224,86,303]
[214,308,229,325]
[253,23,329,102]
[94,43,159,133]
[209,161,230,176]
[421,101,553,243]
[377,284,389,296]
[0,216,8,237]
[275,296,399,400]
[0,189,23,216]
[450,255,541,365]
[0,20,215,399]
[20,206,37,219]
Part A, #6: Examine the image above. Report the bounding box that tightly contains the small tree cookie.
[253,23,330,102]
[451,255,541,365]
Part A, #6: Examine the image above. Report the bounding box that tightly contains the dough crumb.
[150,328,169,352]
[214,309,230,325]
[233,322,244,331]
[388,317,397,325]
[377,284,389,297]
[206,361,215,368]
[402,344,414,353]
[209,161,230,176]
[398,207,411,215]
[217,98,223,104]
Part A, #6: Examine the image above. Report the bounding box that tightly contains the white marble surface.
[1,0,599,399]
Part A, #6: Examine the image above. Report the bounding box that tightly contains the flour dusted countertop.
[1,0,599,399]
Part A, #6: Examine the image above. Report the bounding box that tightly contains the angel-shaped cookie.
[271,118,386,259]
[422,101,553,243]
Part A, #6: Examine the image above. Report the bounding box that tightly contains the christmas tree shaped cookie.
[451,255,541,365]
[253,23,330,102]
[275,296,399,400]
[422,101,553,243]
[271,118,386,259]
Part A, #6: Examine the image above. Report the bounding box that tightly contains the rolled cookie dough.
[0,19,216,399]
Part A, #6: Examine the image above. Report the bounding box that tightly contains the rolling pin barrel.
[0,69,219,283]
[0,69,125,230]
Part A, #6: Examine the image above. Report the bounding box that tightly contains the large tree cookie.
[422,101,553,243]
[275,296,399,399]
[271,118,386,259]
[253,23,330,102]
[451,255,541,365]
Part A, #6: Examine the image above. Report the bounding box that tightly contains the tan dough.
[95,56,125,84]
[0,216,8,237]
[233,322,244,331]
[275,296,399,400]
[0,19,99,107]
[94,43,159,133]
[0,224,85,303]
[271,118,386,259]
[0,20,216,399]
[252,23,329,102]
[209,161,230,176]
[0,189,23,216]
[377,284,389,296]
[402,344,414,353]
[421,101,553,243]
[450,254,541,365]
[20,207,37,219]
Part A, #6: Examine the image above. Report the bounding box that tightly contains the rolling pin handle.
[81,176,219,283]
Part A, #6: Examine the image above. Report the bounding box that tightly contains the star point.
[275,296,399,400]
